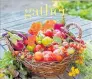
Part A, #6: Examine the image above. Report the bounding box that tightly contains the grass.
[53,0,92,20]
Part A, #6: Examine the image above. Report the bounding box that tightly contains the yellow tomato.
[27,45,35,51]
[42,37,53,46]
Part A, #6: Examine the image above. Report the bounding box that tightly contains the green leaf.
[8,32,22,44]
[10,38,17,44]
[0,51,14,68]
[13,34,22,40]
[53,36,62,44]
[54,1,92,20]
[8,32,22,40]
[76,41,92,79]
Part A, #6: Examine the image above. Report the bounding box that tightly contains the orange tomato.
[24,49,29,52]
[61,46,66,52]
[13,51,19,56]
[27,35,36,46]
[34,52,44,61]
[56,55,63,62]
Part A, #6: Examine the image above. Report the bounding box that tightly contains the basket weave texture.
[4,23,82,77]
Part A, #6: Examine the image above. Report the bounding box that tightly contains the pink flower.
[54,23,64,30]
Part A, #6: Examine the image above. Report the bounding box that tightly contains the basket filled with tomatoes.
[3,19,86,77]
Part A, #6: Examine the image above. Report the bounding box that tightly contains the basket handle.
[4,36,14,53]
[65,23,82,38]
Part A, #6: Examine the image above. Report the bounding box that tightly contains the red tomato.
[50,53,57,61]
[52,42,58,45]
[34,44,44,52]
[63,52,69,57]
[76,44,80,50]
[43,51,56,62]
[69,42,74,47]
[73,43,77,49]
[24,49,29,53]
[44,30,53,38]
[47,45,54,51]
[64,44,69,48]
[27,55,32,60]
[43,54,52,62]
[24,40,28,45]
[61,46,66,52]
[63,42,69,48]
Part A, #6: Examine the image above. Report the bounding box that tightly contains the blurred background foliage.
[53,0,92,20]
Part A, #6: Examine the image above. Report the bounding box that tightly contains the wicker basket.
[4,23,82,77]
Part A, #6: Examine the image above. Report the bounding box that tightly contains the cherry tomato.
[82,45,86,48]
[47,45,54,51]
[24,49,29,53]
[73,43,77,49]
[69,42,74,47]
[27,55,32,60]
[13,51,19,56]
[76,44,80,50]
[63,42,69,48]
[61,46,66,52]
